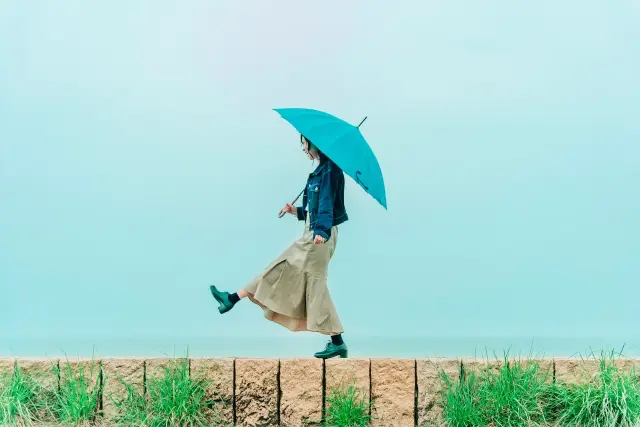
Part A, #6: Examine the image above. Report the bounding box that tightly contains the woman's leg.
[330,333,344,345]
[224,288,249,305]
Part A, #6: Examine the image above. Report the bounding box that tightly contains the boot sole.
[314,350,348,359]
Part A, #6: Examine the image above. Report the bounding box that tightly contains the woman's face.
[302,137,319,160]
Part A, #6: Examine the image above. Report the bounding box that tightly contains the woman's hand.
[281,203,296,217]
[314,234,326,245]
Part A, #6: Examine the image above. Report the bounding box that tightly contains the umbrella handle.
[278,188,305,218]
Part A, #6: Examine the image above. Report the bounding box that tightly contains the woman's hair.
[301,135,328,162]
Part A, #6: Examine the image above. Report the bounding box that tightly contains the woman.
[209,135,349,359]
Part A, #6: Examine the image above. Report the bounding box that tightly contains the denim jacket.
[296,160,348,240]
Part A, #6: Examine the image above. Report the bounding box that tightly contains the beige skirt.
[244,220,343,335]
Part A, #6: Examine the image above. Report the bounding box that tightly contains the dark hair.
[301,135,329,163]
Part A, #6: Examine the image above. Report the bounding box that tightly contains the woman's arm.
[314,166,338,241]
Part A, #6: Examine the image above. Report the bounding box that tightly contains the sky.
[1,1,639,354]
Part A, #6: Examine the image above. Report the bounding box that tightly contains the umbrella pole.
[357,116,368,128]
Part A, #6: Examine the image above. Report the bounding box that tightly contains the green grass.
[441,354,554,427]
[4,349,640,426]
[323,382,371,427]
[439,349,640,427]
[554,350,640,427]
[109,379,147,427]
[112,358,213,427]
[52,359,102,426]
[0,362,51,427]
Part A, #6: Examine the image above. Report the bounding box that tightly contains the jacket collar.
[310,161,330,177]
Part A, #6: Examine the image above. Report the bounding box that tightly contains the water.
[2,336,639,359]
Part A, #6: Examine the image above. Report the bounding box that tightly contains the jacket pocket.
[263,259,289,287]
[264,259,302,289]
[261,260,305,318]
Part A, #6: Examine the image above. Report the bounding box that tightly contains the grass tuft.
[440,354,555,427]
[110,380,147,426]
[52,359,102,426]
[439,348,640,427]
[324,382,371,427]
[113,358,213,427]
[554,349,640,427]
[0,362,50,427]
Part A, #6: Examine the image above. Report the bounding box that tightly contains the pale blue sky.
[1,1,639,354]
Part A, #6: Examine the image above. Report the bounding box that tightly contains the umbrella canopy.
[274,108,387,209]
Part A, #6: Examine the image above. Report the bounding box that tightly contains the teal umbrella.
[274,108,387,209]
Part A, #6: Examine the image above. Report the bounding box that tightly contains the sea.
[2,336,639,359]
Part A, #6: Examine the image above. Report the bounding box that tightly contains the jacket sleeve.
[313,166,337,241]
[296,206,307,221]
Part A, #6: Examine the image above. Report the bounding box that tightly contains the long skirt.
[244,220,344,335]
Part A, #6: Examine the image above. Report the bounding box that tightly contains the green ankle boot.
[209,285,235,314]
[314,341,348,359]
